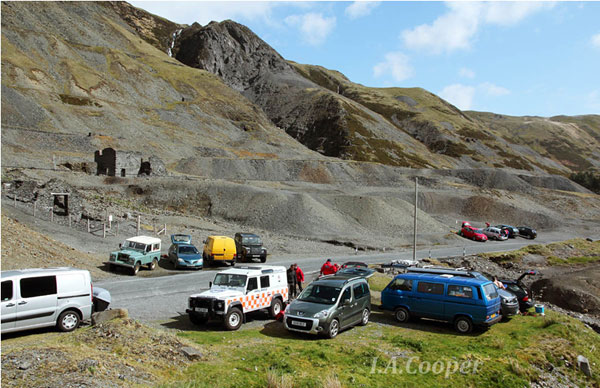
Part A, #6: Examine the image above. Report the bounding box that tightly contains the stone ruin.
[94,148,166,177]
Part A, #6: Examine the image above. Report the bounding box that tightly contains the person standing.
[294,263,304,294]
[287,264,297,299]
[320,259,336,276]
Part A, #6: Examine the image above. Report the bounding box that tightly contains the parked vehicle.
[92,287,111,312]
[517,226,537,239]
[186,265,287,330]
[407,267,517,320]
[234,233,267,263]
[1,268,93,334]
[482,227,508,241]
[460,226,488,242]
[203,236,236,266]
[380,272,501,333]
[284,273,371,338]
[500,270,537,312]
[107,236,161,275]
[495,225,519,238]
[340,261,368,269]
[167,234,202,269]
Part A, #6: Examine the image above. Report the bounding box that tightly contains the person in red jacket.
[294,263,304,293]
[320,259,336,276]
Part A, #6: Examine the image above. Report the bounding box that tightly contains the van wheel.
[224,308,243,331]
[260,256,267,263]
[148,258,158,270]
[131,262,141,276]
[269,298,283,318]
[394,307,410,323]
[189,312,208,325]
[57,310,80,332]
[230,260,235,267]
[359,308,370,326]
[454,316,473,334]
[326,319,340,339]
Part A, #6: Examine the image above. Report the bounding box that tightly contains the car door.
[351,282,368,324]
[246,277,261,311]
[444,284,476,320]
[337,286,353,328]
[16,275,58,331]
[1,280,16,332]
[412,281,445,319]
[259,275,272,309]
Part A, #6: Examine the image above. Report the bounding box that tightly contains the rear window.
[447,285,473,299]
[483,283,499,300]
[260,275,270,288]
[387,278,412,291]
[417,282,444,295]
[20,276,57,298]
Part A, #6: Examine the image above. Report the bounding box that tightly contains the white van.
[1,267,93,334]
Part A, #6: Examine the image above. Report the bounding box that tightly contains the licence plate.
[490,314,496,319]
[196,308,208,313]
[291,320,307,327]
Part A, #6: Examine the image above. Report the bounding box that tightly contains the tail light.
[522,296,529,302]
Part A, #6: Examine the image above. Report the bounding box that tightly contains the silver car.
[483,227,508,241]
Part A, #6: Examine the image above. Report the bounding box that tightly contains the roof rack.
[406,267,476,277]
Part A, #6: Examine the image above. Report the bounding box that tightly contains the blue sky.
[131,1,600,117]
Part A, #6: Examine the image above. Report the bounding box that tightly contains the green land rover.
[106,236,161,276]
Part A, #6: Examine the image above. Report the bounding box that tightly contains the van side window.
[388,278,412,291]
[2,281,13,301]
[417,282,444,295]
[260,275,270,288]
[153,243,160,251]
[353,283,367,299]
[247,277,258,292]
[20,276,57,298]
[447,285,473,299]
[340,287,351,303]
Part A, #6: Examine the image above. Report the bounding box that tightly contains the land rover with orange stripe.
[186,265,288,330]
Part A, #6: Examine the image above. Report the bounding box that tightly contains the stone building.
[94,148,166,177]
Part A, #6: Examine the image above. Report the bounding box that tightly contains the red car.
[460,226,488,242]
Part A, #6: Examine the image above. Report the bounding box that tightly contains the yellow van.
[203,236,237,266]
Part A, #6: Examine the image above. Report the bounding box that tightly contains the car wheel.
[57,310,80,332]
[148,258,158,270]
[269,298,283,318]
[108,263,115,272]
[189,312,208,325]
[359,308,370,326]
[131,262,140,276]
[326,319,340,339]
[260,256,267,263]
[394,307,410,323]
[224,308,243,331]
[454,316,473,334]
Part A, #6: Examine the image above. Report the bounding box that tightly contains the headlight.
[313,309,330,319]
[216,301,224,310]
[178,258,184,262]
[284,304,290,313]
[110,254,116,260]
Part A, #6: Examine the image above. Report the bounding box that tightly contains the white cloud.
[479,82,510,96]
[592,33,600,49]
[285,13,336,46]
[130,1,278,26]
[402,2,554,54]
[459,67,475,79]
[345,1,380,20]
[373,52,414,82]
[439,84,476,110]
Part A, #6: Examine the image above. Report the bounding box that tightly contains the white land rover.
[186,265,288,330]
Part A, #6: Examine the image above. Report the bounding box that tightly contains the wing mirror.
[343,299,351,306]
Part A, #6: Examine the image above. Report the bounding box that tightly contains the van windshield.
[124,241,146,251]
[483,283,499,300]
[213,274,247,288]
[297,284,341,305]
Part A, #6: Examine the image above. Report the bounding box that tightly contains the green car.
[106,236,162,276]
[283,274,371,338]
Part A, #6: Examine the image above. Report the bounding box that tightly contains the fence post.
[137,216,140,236]
[164,223,167,235]
[103,223,106,239]
[69,214,72,228]
[87,218,90,233]
[116,221,119,235]
[33,201,37,217]
[50,209,54,222]
[463,245,466,258]
[14,194,17,207]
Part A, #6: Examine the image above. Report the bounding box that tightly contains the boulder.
[92,308,128,325]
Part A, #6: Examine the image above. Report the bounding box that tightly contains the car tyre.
[108,263,115,272]
[359,308,370,326]
[326,319,340,339]
[57,310,80,332]
[131,262,141,276]
[454,316,473,334]
[269,298,283,318]
[224,307,243,331]
[148,258,158,270]
[394,307,410,323]
[260,256,267,263]
[189,312,208,325]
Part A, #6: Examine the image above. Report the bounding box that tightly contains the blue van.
[380,273,501,333]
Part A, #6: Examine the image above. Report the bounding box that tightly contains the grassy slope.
[483,238,600,265]
[164,310,599,388]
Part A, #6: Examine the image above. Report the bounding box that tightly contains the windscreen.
[179,246,199,254]
[213,274,247,287]
[297,284,341,305]
[242,236,262,245]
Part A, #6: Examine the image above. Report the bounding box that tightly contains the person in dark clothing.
[287,264,297,299]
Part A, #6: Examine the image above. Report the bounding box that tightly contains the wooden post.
[33,201,37,217]
[69,214,72,228]
[103,223,106,239]
[153,222,156,235]
[14,195,16,207]
[87,218,90,233]
[164,223,167,235]
[116,221,119,235]
[50,209,54,222]
[137,215,141,236]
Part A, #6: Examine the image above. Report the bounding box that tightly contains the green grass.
[368,272,392,292]
[482,239,600,265]
[161,310,600,388]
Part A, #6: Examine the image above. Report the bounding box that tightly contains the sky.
[130,1,600,117]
